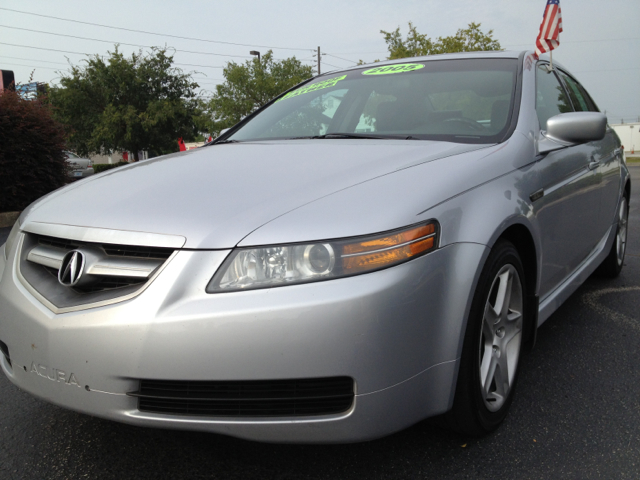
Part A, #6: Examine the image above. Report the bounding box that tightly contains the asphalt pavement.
[1,167,639,479]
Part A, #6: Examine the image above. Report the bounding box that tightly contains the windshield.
[228,58,518,144]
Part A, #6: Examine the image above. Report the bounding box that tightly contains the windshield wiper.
[309,133,384,139]
[290,133,421,140]
[311,133,387,140]
[213,139,240,144]
[289,133,396,140]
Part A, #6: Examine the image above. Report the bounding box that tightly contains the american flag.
[535,0,563,58]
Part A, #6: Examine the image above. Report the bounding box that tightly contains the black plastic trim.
[129,377,355,417]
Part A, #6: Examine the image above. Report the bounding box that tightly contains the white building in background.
[610,122,640,154]
[89,150,149,164]
[184,142,205,150]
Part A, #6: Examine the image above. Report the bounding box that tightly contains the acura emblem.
[58,250,86,287]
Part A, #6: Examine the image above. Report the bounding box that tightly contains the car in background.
[65,151,94,179]
[0,51,630,443]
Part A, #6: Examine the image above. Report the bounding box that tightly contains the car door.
[557,69,622,233]
[533,64,604,299]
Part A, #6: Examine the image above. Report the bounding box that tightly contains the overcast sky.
[1,0,638,122]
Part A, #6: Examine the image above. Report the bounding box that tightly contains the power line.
[330,51,387,55]
[0,41,98,57]
[0,25,253,59]
[323,53,359,64]
[504,37,640,48]
[572,67,640,74]
[172,63,223,69]
[0,55,69,65]
[0,62,59,71]
[0,7,313,52]
[0,42,225,68]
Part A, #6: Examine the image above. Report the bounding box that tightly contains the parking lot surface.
[1,166,638,479]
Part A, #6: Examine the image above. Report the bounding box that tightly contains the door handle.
[588,160,600,170]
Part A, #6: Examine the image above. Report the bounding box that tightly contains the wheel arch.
[624,178,631,201]
[490,222,539,346]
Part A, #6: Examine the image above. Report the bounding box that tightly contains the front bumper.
[0,241,487,443]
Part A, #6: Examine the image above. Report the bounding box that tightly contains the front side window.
[228,58,519,145]
[536,64,573,130]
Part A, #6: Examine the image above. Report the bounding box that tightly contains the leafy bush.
[93,161,129,174]
[0,89,68,213]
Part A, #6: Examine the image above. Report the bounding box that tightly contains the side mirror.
[538,112,607,154]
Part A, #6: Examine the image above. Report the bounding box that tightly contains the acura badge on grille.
[58,250,86,287]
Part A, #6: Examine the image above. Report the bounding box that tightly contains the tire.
[597,195,629,278]
[443,240,526,436]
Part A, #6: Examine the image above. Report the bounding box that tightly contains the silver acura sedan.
[0,51,630,443]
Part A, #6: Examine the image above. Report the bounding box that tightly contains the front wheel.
[443,240,526,436]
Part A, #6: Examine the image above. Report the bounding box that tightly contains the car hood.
[22,140,492,248]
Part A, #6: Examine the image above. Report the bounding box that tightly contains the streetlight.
[250,50,260,63]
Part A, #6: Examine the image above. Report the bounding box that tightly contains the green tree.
[381,22,501,60]
[206,51,313,132]
[50,47,201,161]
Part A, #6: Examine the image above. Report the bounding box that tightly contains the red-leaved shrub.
[0,89,68,212]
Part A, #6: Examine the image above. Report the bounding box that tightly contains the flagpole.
[549,50,553,71]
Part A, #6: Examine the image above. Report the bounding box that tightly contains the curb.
[0,212,20,228]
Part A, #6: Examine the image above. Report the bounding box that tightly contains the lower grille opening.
[0,340,11,367]
[129,377,355,417]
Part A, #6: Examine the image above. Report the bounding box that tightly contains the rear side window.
[536,64,573,130]
[558,71,600,112]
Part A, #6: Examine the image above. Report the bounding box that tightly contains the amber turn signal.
[341,223,437,273]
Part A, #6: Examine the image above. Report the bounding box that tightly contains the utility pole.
[317,46,321,75]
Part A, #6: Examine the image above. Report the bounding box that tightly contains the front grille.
[20,233,175,310]
[129,377,355,417]
[102,244,174,259]
[38,235,172,260]
[42,265,145,293]
[75,275,146,293]
[39,236,80,250]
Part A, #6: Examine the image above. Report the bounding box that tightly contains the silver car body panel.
[1,241,486,442]
[22,221,186,248]
[25,142,486,249]
[0,51,630,442]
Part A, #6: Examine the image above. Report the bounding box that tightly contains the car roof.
[315,50,577,81]
[318,50,533,75]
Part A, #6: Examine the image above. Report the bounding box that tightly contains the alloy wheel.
[616,197,628,266]
[478,264,523,412]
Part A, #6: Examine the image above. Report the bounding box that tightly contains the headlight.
[3,219,21,260]
[207,221,438,293]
